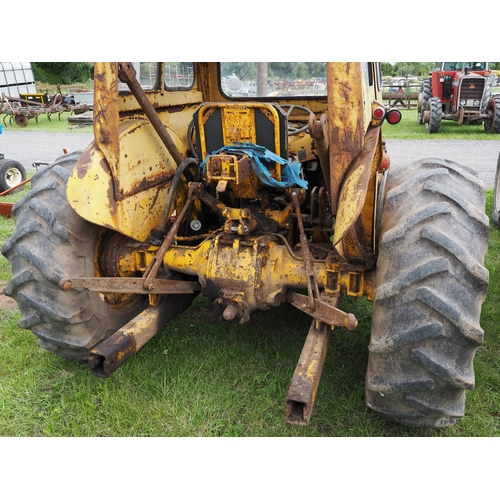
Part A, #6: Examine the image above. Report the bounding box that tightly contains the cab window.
[220,62,327,98]
[164,62,195,89]
[118,62,161,90]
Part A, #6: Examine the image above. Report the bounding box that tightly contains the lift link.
[58,277,200,295]
[290,188,320,310]
[287,290,357,330]
[142,182,198,290]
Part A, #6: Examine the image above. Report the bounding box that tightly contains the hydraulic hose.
[149,157,200,245]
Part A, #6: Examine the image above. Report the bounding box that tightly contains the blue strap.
[200,142,308,190]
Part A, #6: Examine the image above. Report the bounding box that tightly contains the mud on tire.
[366,158,489,427]
[1,152,150,360]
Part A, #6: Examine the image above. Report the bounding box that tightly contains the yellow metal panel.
[326,62,366,213]
[67,119,187,242]
[332,126,380,248]
[93,62,120,174]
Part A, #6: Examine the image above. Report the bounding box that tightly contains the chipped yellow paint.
[332,127,381,247]
[67,120,188,242]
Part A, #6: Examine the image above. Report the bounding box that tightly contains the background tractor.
[418,62,500,133]
[1,62,490,427]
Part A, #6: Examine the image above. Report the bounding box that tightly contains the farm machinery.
[1,89,89,127]
[1,62,490,427]
[417,62,500,133]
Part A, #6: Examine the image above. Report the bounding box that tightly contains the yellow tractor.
[1,62,489,427]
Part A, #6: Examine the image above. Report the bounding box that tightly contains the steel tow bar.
[285,320,332,425]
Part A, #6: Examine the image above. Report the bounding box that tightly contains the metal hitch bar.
[285,320,332,425]
[87,288,198,378]
[89,305,167,377]
[59,277,200,295]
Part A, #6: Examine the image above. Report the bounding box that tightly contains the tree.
[32,63,94,84]
[380,62,395,77]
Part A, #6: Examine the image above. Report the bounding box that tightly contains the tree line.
[31,63,94,85]
[381,62,500,77]
[31,62,500,85]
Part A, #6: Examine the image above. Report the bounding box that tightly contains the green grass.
[1,189,499,436]
[1,110,91,133]
[1,107,499,437]
[383,107,500,140]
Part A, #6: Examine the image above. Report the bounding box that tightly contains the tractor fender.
[67,119,187,242]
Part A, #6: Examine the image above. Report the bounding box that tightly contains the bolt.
[59,278,72,291]
[223,303,240,321]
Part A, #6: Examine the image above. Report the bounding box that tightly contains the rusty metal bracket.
[287,290,357,330]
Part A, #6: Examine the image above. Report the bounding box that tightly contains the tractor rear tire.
[484,96,500,134]
[417,79,431,124]
[366,158,489,427]
[1,152,193,360]
[493,153,500,227]
[0,159,27,192]
[425,97,442,133]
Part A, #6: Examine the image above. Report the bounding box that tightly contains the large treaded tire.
[417,79,432,124]
[2,152,194,361]
[366,158,489,427]
[425,97,442,133]
[484,96,500,134]
[493,153,500,227]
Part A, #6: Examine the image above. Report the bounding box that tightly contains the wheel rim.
[15,114,28,127]
[4,167,23,188]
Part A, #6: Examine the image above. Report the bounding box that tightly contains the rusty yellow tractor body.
[68,62,387,424]
[3,62,489,428]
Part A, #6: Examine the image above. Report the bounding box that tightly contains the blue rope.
[200,142,308,190]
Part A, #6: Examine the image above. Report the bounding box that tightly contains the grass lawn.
[1,92,500,438]
[1,173,499,438]
[1,78,499,499]
[1,109,92,133]
[383,107,500,140]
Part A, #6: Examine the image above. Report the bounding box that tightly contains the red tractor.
[417,62,500,133]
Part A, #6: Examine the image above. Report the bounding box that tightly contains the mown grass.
[1,187,499,436]
[1,109,91,133]
[1,101,500,437]
[383,107,500,140]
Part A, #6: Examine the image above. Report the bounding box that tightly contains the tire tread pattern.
[366,158,489,427]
